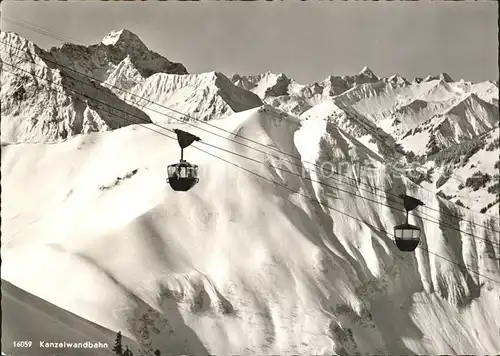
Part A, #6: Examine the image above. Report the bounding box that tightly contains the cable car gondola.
[166,129,201,192]
[393,194,425,252]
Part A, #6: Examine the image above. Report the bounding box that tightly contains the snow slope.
[117,71,263,124]
[2,106,499,355]
[333,79,498,154]
[234,67,499,158]
[1,279,139,356]
[425,128,500,215]
[299,99,398,160]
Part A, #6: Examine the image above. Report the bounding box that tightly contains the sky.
[1,1,498,84]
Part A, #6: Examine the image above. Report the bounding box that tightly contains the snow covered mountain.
[232,68,498,212]
[232,68,499,157]
[0,31,154,143]
[112,70,263,124]
[231,67,380,117]
[50,28,263,124]
[418,128,500,215]
[399,93,498,155]
[1,30,262,143]
[1,29,500,356]
[50,29,188,82]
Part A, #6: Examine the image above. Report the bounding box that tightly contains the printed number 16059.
[13,341,33,348]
